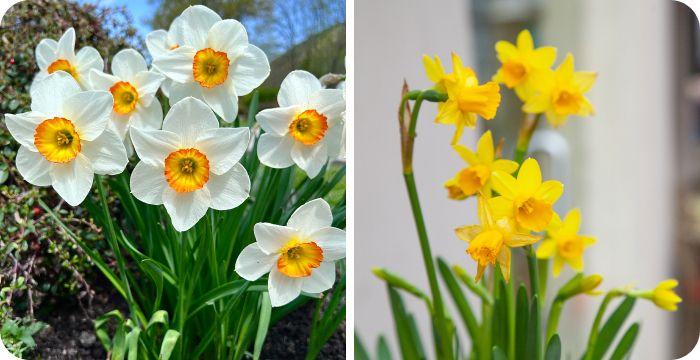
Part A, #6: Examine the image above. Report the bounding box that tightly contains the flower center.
[193,48,230,88]
[456,164,490,196]
[169,43,180,50]
[502,61,526,87]
[47,59,78,79]
[553,89,582,114]
[277,239,324,278]
[467,230,503,267]
[515,197,553,231]
[288,109,329,145]
[109,81,140,115]
[456,81,501,119]
[164,148,210,193]
[557,237,583,259]
[34,117,81,163]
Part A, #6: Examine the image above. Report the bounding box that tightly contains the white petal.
[235,243,276,281]
[195,127,249,175]
[207,163,250,210]
[162,186,211,232]
[206,19,248,55]
[253,223,298,254]
[81,128,128,175]
[257,134,294,168]
[56,27,76,61]
[310,89,345,126]
[35,39,58,70]
[30,72,81,117]
[16,146,52,186]
[109,113,130,140]
[291,141,328,178]
[160,78,174,97]
[202,80,238,122]
[168,80,204,103]
[301,262,336,294]
[111,49,147,80]
[50,154,93,206]
[130,99,163,131]
[256,106,299,136]
[162,97,218,146]
[130,161,167,205]
[287,198,333,235]
[310,227,346,261]
[134,71,165,106]
[268,267,303,307]
[30,72,49,93]
[152,47,196,84]
[62,90,112,141]
[129,127,180,167]
[171,5,221,49]
[4,112,45,151]
[88,69,119,91]
[229,45,269,96]
[278,70,321,108]
[146,29,170,59]
[325,123,344,160]
[75,47,104,78]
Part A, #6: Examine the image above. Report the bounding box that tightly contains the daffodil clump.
[367,29,681,360]
[4,5,346,359]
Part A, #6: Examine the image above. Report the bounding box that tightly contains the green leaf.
[373,268,429,301]
[525,295,541,360]
[515,284,529,360]
[592,296,636,359]
[146,310,169,330]
[544,334,561,360]
[376,335,393,360]
[159,329,180,360]
[354,332,371,360]
[189,280,249,316]
[110,323,126,360]
[253,294,272,360]
[125,328,140,360]
[609,323,640,360]
[436,258,479,353]
[492,345,508,360]
[386,286,421,360]
[452,265,494,305]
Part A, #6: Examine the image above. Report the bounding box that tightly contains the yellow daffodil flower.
[490,158,564,232]
[444,131,519,199]
[430,53,501,144]
[493,29,557,101]
[456,196,540,283]
[536,208,596,277]
[523,53,597,127]
[423,54,450,93]
[643,279,682,311]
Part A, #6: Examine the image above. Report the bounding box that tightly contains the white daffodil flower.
[256,70,345,178]
[145,16,183,97]
[33,27,103,90]
[129,97,251,232]
[89,49,165,155]
[152,5,270,122]
[235,198,346,307]
[4,72,127,206]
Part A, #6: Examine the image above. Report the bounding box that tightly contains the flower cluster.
[4,5,346,307]
[425,29,681,312]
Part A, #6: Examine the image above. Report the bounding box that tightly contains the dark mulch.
[30,290,345,359]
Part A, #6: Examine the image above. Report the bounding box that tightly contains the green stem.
[525,246,541,358]
[537,259,549,301]
[546,299,563,341]
[513,113,542,166]
[584,291,621,360]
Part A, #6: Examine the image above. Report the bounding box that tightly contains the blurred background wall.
[356,0,697,358]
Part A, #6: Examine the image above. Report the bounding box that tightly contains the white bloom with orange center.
[152,5,270,122]
[33,27,104,90]
[256,71,345,178]
[129,97,251,232]
[235,198,346,307]
[89,49,165,152]
[4,72,127,206]
[146,16,184,97]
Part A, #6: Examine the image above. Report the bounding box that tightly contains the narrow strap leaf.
[515,284,529,360]
[253,295,272,360]
[387,286,421,360]
[159,329,180,360]
[437,258,480,354]
[376,335,393,360]
[609,323,640,360]
[592,296,636,359]
[544,334,561,360]
[492,346,508,360]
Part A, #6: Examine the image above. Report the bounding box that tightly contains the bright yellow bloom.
[34,117,82,163]
[289,109,329,145]
[645,279,682,311]
[193,48,230,88]
[423,54,450,93]
[444,131,518,199]
[536,208,596,277]
[431,53,501,144]
[277,238,324,278]
[493,29,557,101]
[523,53,597,127]
[456,196,540,283]
[164,148,211,193]
[490,158,564,232]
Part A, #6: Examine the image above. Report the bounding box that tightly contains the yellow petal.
[545,110,569,128]
[556,53,575,80]
[574,71,597,92]
[477,131,494,164]
[422,54,446,83]
[658,279,679,290]
[505,233,541,247]
[495,41,518,63]
[488,196,513,219]
[567,255,584,272]
[435,100,460,125]
[536,240,556,259]
[553,256,565,277]
[516,29,534,51]
[532,46,557,69]
[577,97,595,117]
[456,225,483,242]
[477,196,495,227]
[536,180,564,203]
[517,158,542,196]
[451,122,465,145]
[493,159,519,174]
[546,212,563,236]
[491,171,518,199]
[475,264,486,282]
[497,247,512,283]
[562,208,582,235]
[582,236,597,246]
[453,144,479,165]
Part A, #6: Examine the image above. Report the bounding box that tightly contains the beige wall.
[356,0,677,358]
